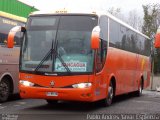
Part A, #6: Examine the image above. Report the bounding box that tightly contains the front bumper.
[20,85,94,102]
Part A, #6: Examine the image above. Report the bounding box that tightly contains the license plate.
[46,92,58,96]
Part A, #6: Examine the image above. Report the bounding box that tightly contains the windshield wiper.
[34,48,52,72]
[53,48,71,73]
[34,48,71,74]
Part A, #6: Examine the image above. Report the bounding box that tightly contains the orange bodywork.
[105,47,150,95]
[19,47,150,102]
[154,33,160,48]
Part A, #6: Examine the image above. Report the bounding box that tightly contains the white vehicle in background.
[0,11,26,102]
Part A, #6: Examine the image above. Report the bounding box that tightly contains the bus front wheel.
[101,82,114,107]
[0,79,10,102]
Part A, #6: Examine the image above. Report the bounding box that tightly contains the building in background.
[0,0,38,18]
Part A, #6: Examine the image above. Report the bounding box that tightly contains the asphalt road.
[0,90,160,120]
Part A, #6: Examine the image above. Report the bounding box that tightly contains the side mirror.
[7,26,26,48]
[154,26,160,48]
[91,26,100,49]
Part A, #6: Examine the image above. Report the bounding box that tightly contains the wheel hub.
[0,82,9,97]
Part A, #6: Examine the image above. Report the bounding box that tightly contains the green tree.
[142,4,159,37]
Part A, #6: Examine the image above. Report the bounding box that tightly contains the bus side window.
[0,34,7,46]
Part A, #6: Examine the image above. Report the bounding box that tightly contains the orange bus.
[8,10,151,106]
[0,11,26,102]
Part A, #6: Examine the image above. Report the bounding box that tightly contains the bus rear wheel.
[0,79,10,102]
[135,80,143,97]
[101,82,114,107]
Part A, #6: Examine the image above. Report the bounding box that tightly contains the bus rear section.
[16,11,151,106]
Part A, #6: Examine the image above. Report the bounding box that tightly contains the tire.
[46,100,58,105]
[0,79,10,102]
[101,82,114,107]
[135,80,143,97]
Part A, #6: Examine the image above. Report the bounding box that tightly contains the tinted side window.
[109,19,120,48]
[126,29,138,52]
[0,16,25,46]
[144,38,151,56]
[0,33,7,45]
[120,25,126,50]
[137,35,143,55]
[108,18,150,56]
[130,32,137,53]
[137,35,150,56]
[99,15,108,41]
[126,29,132,52]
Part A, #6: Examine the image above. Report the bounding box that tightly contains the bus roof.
[30,10,150,40]
[0,11,27,22]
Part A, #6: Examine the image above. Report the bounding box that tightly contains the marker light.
[19,80,34,87]
[55,10,67,14]
[72,83,92,88]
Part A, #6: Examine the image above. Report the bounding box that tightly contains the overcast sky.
[19,0,159,14]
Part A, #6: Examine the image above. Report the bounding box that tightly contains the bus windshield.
[20,15,98,74]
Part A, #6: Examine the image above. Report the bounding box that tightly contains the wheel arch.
[108,74,116,96]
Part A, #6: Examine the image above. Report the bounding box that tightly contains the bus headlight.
[19,80,34,87]
[72,83,92,88]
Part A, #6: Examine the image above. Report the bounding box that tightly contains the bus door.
[94,39,107,99]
